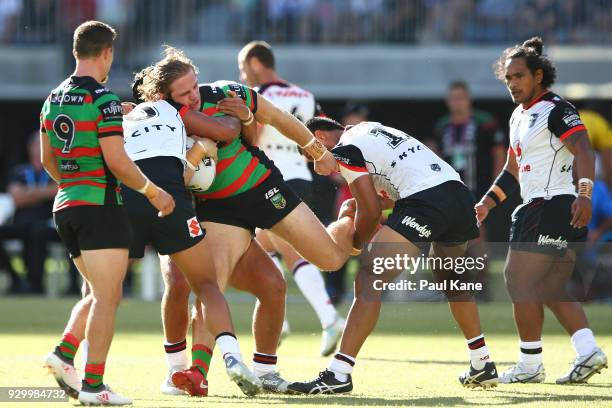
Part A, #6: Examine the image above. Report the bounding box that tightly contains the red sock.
[58,332,80,362]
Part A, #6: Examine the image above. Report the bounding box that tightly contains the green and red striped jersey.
[193,80,277,200]
[40,76,124,212]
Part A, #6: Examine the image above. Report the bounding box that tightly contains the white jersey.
[508,92,586,202]
[332,122,461,201]
[256,81,318,181]
[122,100,188,165]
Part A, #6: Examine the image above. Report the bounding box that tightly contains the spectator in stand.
[428,81,505,300]
[338,0,384,42]
[519,0,556,43]
[579,105,612,188]
[0,191,20,293]
[95,0,135,68]
[421,0,474,43]
[383,0,422,43]
[267,0,316,43]
[467,0,518,43]
[588,180,612,248]
[0,132,79,294]
[0,0,21,43]
[573,174,612,301]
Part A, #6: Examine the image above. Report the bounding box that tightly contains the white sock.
[216,333,242,362]
[519,340,543,371]
[328,353,355,382]
[252,352,277,377]
[571,328,597,358]
[466,334,490,370]
[80,340,88,371]
[293,260,337,328]
[164,339,189,371]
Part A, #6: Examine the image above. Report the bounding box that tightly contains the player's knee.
[91,284,123,308]
[80,293,94,313]
[259,271,287,303]
[317,251,347,272]
[193,280,222,300]
[354,271,381,303]
[165,271,191,299]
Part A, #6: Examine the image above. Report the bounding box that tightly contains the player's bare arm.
[561,130,595,228]
[475,147,519,224]
[240,119,259,145]
[182,110,240,142]
[183,137,218,185]
[7,181,56,208]
[347,175,382,250]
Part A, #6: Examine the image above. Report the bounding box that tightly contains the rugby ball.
[186,137,216,193]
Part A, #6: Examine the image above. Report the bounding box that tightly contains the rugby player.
[476,37,608,384]
[288,118,500,393]
[238,41,345,356]
[123,63,263,396]
[41,21,174,405]
[148,48,354,396]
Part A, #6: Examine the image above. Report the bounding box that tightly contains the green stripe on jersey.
[197,84,269,198]
[41,76,122,211]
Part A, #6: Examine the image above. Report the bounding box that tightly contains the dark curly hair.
[132,66,153,103]
[494,37,557,89]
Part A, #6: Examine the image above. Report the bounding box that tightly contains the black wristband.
[493,170,519,198]
[486,191,501,206]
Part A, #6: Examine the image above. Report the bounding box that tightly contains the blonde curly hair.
[138,46,199,102]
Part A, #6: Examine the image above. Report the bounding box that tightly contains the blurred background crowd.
[0,0,610,45]
[0,0,609,302]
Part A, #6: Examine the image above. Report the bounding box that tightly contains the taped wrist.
[301,138,327,161]
[578,178,593,199]
[488,170,519,204]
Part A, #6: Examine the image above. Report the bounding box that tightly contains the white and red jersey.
[256,80,319,181]
[331,122,460,201]
[509,92,586,202]
[122,100,188,164]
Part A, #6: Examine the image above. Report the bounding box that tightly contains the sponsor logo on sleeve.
[562,109,583,128]
[100,100,124,120]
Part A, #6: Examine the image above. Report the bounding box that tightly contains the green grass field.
[0,295,610,407]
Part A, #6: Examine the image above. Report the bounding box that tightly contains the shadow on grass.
[147,388,612,407]
[360,357,516,366]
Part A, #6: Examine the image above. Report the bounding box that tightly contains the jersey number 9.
[53,114,76,153]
